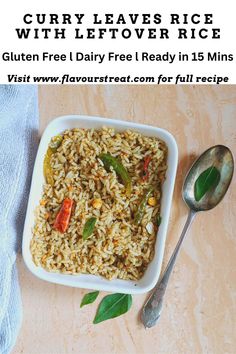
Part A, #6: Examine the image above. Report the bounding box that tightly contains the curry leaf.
[80,291,99,308]
[99,153,131,195]
[194,166,220,202]
[157,215,162,226]
[49,135,63,152]
[134,186,154,225]
[93,293,132,324]
[83,217,97,240]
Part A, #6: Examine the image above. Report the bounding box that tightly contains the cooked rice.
[30,127,168,281]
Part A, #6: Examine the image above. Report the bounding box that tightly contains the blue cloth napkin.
[0,85,39,354]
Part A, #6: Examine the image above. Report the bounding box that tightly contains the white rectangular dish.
[22,115,178,294]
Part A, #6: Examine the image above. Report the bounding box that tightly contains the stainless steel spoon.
[142,145,234,328]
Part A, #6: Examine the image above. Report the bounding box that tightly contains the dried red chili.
[53,198,73,233]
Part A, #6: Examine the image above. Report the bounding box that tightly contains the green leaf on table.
[80,291,99,308]
[93,293,132,324]
[194,166,221,202]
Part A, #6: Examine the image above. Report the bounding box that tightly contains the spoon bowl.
[141,145,234,328]
[183,145,234,211]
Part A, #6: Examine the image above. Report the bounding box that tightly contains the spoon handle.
[141,209,196,328]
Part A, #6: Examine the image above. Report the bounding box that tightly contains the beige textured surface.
[13,86,236,354]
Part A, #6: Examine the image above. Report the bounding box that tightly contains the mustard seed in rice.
[30,127,168,280]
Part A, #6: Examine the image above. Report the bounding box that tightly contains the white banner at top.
[0,0,235,84]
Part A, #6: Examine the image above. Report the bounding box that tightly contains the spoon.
[141,145,234,328]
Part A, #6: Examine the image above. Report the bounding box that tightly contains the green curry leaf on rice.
[82,217,97,240]
[157,215,162,226]
[134,186,154,225]
[99,153,132,196]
